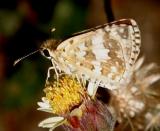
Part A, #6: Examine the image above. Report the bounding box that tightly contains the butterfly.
[40,19,141,90]
[15,19,141,90]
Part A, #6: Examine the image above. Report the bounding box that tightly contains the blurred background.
[0,0,160,131]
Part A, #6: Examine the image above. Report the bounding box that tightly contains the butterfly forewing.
[49,19,141,89]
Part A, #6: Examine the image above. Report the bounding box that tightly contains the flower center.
[44,75,86,115]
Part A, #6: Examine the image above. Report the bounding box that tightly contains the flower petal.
[37,97,53,113]
[143,74,160,87]
[137,63,157,78]
[38,117,64,129]
[37,101,50,109]
[134,56,145,71]
[37,107,53,113]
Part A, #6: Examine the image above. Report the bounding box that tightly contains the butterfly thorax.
[41,39,61,51]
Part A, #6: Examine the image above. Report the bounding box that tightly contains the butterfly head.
[40,39,61,59]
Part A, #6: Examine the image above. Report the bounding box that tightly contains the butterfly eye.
[41,49,51,59]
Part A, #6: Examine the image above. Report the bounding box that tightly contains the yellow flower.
[37,74,115,131]
[44,75,87,115]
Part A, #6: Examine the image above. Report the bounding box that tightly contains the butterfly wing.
[55,19,141,89]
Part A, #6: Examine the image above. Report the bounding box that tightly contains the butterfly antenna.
[13,49,40,66]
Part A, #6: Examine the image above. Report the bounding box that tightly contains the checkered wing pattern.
[45,19,141,90]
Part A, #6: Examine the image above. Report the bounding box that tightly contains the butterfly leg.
[75,74,81,84]
[46,64,60,83]
[54,61,62,72]
[52,62,60,81]
[81,75,86,88]
[92,81,100,98]
[46,66,56,81]
[87,80,100,99]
